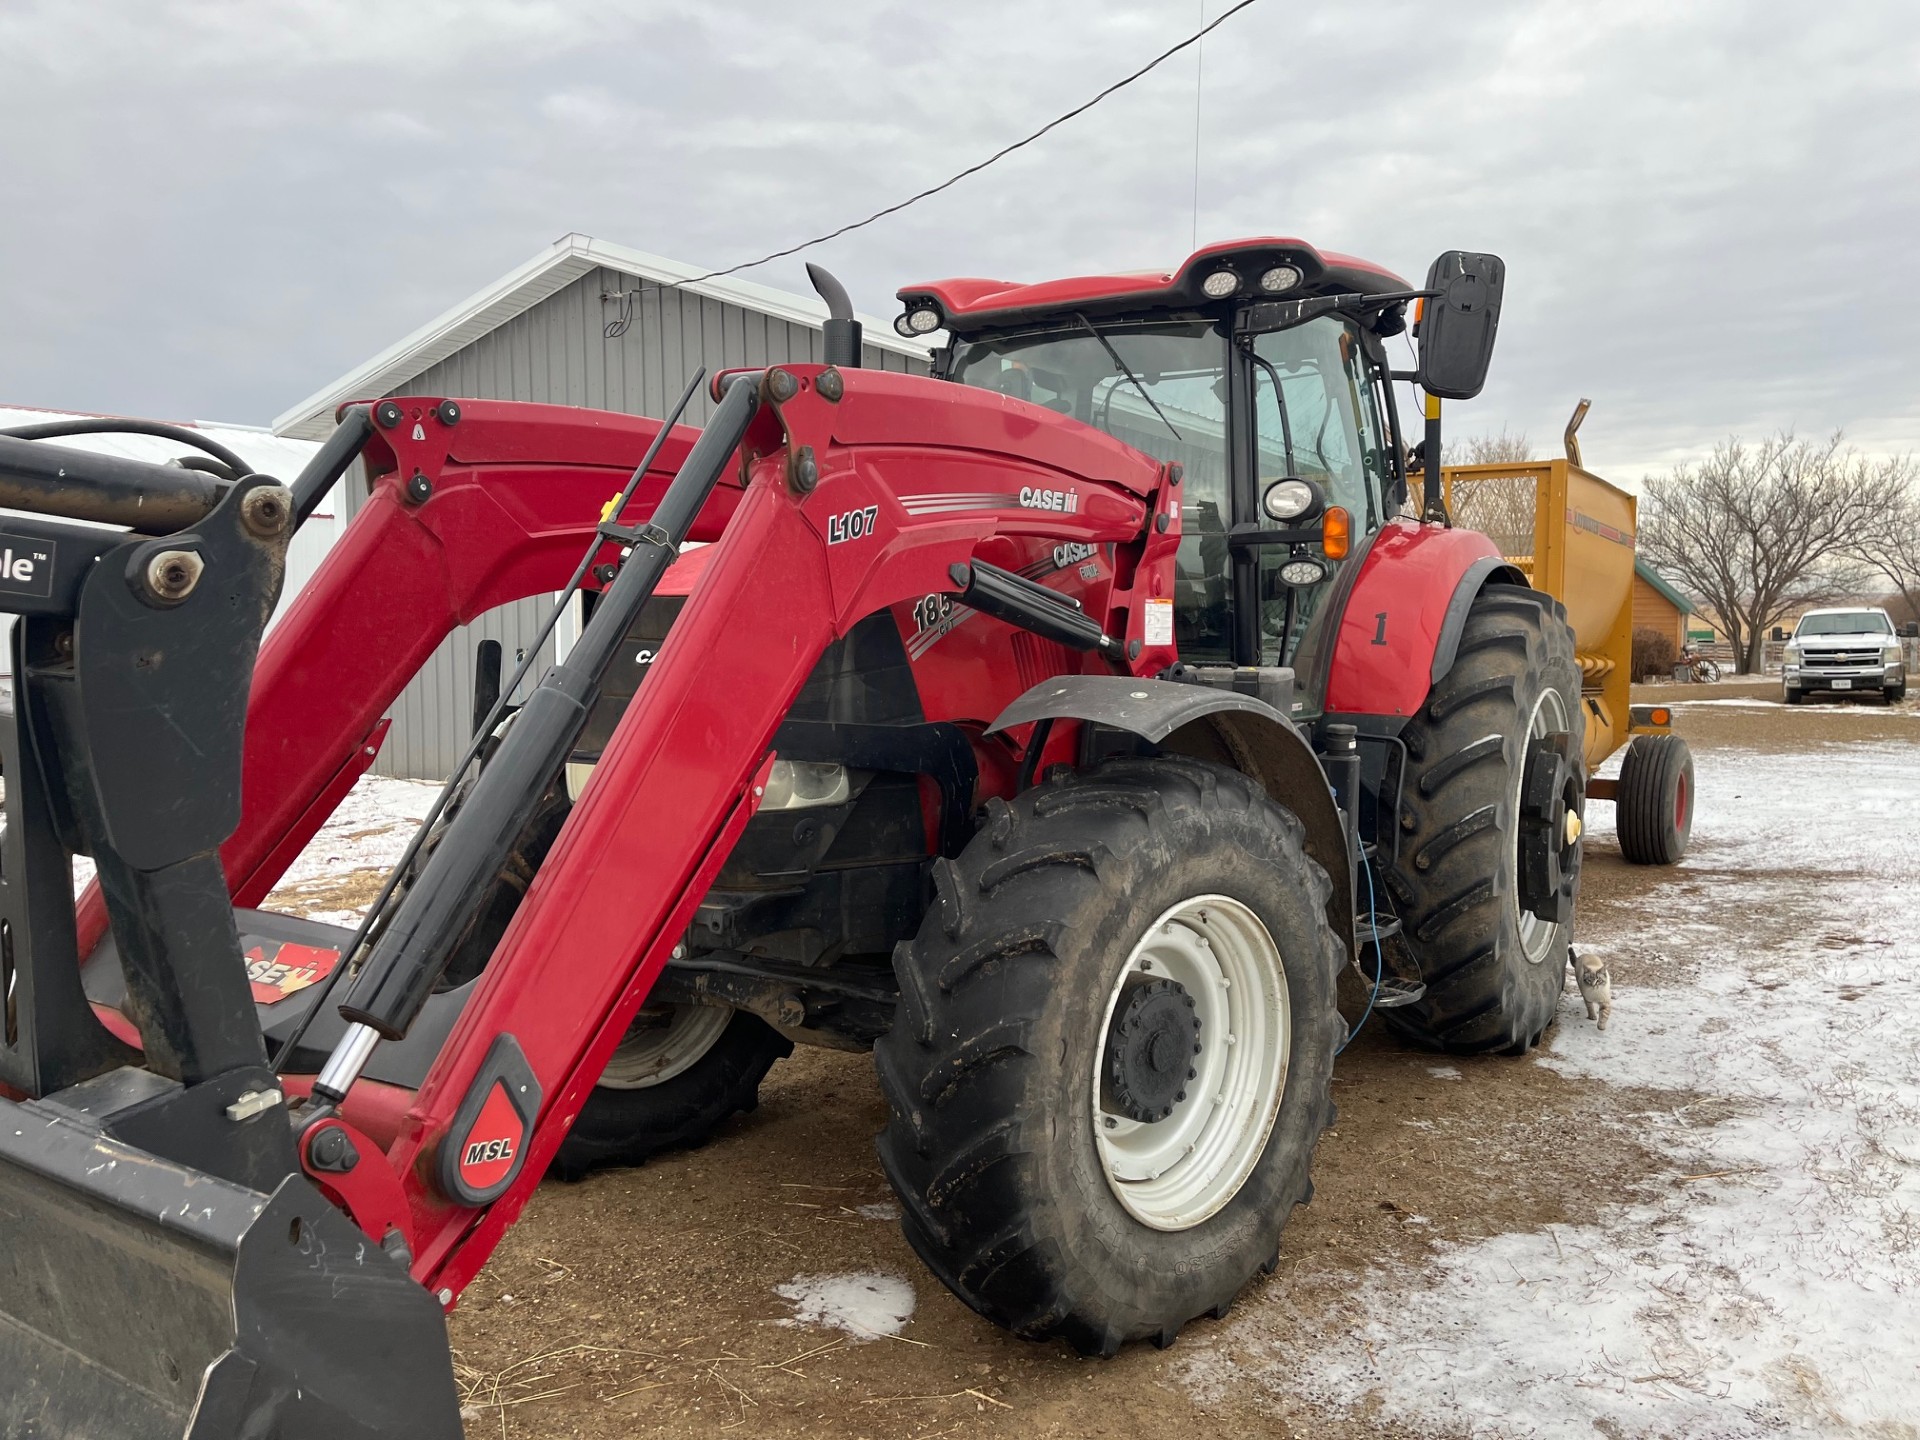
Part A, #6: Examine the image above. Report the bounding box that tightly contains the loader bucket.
[0,1092,462,1440]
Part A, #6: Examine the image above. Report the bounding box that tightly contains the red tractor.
[0,239,1582,1438]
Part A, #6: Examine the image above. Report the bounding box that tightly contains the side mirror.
[1416,250,1505,400]
[1901,621,1919,638]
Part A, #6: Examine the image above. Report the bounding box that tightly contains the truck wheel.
[1615,733,1694,866]
[553,1006,792,1178]
[874,758,1342,1356]
[1382,584,1582,1055]
[1784,686,1804,705]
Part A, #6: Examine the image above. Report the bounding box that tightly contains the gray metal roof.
[272,233,931,439]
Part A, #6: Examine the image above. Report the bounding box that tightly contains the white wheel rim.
[1092,895,1291,1232]
[597,1004,731,1090]
[1513,687,1571,965]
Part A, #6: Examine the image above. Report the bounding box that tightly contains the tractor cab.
[900,239,1497,697]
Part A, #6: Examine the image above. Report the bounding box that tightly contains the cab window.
[1252,318,1391,532]
[1246,318,1393,662]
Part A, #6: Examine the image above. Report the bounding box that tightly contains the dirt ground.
[427,680,1917,1439]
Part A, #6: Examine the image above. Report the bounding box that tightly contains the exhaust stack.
[806,263,863,368]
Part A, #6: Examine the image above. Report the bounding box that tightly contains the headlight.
[1261,477,1322,522]
[1278,558,1328,586]
[760,760,850,811]
[895,306,942,336]
[1259,264,1303,293]
[1201,269,1240,298]
[569,757,851,810]
[1885,645,1904,666]
[1783,645,1800,663]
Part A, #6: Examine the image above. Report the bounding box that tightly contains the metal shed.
[274,234,930,780]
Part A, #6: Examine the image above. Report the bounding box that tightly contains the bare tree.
[1444,429,1539,555]
[1637,433,1904,673]
[1848,459,1920,626]
[1445,428,1536,465]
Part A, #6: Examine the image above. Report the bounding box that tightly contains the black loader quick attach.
[0,428,460,1439]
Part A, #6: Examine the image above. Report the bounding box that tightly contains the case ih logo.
[1020,487,1078,513]
[827,506,879,545]
[244,940,341,1005]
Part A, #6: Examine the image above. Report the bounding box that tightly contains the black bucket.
[0,1092,462,1440]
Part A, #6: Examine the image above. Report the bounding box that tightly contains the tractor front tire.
[874,758,1343,1356]
[553,1007,792,1179]
[1382,584,1583,1055]
[1615,733,1694,865]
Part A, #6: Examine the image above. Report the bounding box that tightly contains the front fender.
[988,677,1354,959]
[1320,519,1524,719]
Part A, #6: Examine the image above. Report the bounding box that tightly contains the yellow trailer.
[1444,446,1694,864]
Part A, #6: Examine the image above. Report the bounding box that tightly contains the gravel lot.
[272,680,1920,1439]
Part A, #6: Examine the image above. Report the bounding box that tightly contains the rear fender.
[988,677,1354,958]
[1318,519,1524,720]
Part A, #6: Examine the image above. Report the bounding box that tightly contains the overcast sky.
[2,0,1914,480]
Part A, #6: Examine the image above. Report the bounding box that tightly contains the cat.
[1570,948,1612,1031]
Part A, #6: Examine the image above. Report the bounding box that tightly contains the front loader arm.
[63,364,1179,1305]
[345,369,1180,1292]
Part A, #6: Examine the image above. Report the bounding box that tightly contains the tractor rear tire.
[1381,584,1582,1055]
[874,758,1343,1356]
[1615,733,1694,865]
[553,1007,792,1179]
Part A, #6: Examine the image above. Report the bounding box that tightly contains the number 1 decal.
[1372,611,1389,646]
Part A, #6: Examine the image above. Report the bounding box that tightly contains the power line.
[1190,0,1206,253]
[687,0,1266,283]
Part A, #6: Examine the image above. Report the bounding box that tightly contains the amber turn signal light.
[1322,505,1351,560]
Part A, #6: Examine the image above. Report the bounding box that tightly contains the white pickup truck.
[1782,607,1907,703]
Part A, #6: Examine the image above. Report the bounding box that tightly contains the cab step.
[1363,975,1428,1009]
[1355,911,1402,946]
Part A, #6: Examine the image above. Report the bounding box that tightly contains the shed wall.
[350,265,928,779]
[1631,574,1686,649]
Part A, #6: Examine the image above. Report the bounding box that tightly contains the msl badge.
[437,1033,543,1206]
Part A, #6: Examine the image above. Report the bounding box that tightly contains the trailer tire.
[1382,584,1582,1056]
[553,1008,792,1179]
[1615,733,1694,866]
[874,758,1342,1356]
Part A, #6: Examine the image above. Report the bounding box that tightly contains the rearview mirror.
[1416,250,1505,400]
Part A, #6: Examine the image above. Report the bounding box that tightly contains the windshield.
[950,322,1236,657]
[947,320,1226,479]
[1796,611,1892,637]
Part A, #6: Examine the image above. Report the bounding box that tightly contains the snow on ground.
[1184,742,1920,1438]
[261,774,439,925]
[1668,697,1918,713]
[773,1272,917,1342]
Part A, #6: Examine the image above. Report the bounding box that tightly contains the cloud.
[0,0,1913,478]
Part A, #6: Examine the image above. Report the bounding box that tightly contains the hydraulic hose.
[325,372,758,1066]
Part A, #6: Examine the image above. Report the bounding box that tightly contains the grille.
[1803,650,1881,668]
